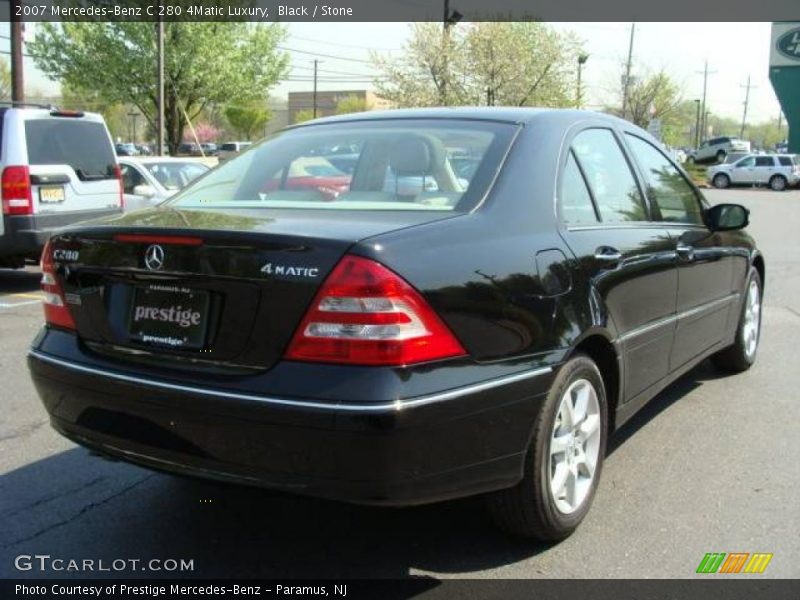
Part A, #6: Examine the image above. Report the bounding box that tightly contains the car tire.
[716,150,726,163]
[711,268,762,373]
[485,354,607,540]
[769,175,787,191]
[712,173,731,189]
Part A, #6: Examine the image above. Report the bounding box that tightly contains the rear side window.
[754,156,774,167]
[625,135,703,225]
[777,156,793,167]
[169,119,518,212]
[571,128,646,222]
[25,119,116,180]
[560,152,598,225]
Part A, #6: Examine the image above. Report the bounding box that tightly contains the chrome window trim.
[28,350,552,413]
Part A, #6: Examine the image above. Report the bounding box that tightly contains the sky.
[1,21,785,125]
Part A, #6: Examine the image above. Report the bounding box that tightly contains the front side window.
[626,135,703,225]
[120,164,146,194]
[168,120,517,212]
[571,128,646,222]
[735,156,756,168]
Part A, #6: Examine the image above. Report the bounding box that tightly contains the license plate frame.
[39,186,65,204]
[128,285,210,350]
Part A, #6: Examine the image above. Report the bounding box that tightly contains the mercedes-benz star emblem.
[144,244,165,271]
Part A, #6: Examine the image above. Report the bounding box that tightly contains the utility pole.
[312,59,319,118]
[693,99,701,148]
[156,12,165,155]
[697,60,717,142]
[576,54,589,109]
[10,0,24,103]
[440,0,462,107]
[621,23,635,120]
[739,75,755,139]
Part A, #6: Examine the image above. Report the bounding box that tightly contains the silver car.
[689,136,751,164]
[119,157,210,211]
[707,154,799,191]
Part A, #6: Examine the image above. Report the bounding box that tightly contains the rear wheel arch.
[567,334,621,433]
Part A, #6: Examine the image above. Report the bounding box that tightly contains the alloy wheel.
[742,278,761,359]
[549,378,602,514]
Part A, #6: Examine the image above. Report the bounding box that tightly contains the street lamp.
[576,53,589,109]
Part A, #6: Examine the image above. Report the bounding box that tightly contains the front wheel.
[486,355,607,540]
[711,268,762,372]
[713,173,730,189]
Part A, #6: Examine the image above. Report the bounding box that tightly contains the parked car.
[200,143,218,156]
[29,108,763,541]
[217,141,252,162]
[118,157,210,211]
[1,104,122,268]
[177,142,202,156]
[115,142,139,156]
[723,152,751,165]
[135,144,153,156]
[707,154,799,191]
[688,137,751,164]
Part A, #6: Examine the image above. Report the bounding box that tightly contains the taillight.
[40,239,76,330]
[1,166,33,216]
[284,255,466,366]
[114,164,124,210]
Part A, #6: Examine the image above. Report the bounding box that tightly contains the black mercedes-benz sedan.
[28,108,764,540]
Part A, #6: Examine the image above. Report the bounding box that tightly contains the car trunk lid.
[47,207,457,372]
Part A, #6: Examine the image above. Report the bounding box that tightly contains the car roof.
[2,106,105,123]
[288,107,633,129]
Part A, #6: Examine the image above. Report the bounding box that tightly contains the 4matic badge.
[261,263,320,279]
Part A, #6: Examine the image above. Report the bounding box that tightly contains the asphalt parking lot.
[1,188,798,580]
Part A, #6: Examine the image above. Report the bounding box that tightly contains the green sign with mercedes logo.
[776,27,800,61]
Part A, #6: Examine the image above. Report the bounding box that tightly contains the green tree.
[30,22,289,153]
[0,58,10,100]
[225,104,271,140]
[335,95,369,115]
[372,22,582,108]
[608,70,684,131]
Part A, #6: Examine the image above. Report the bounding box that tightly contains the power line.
[290,34,401,53]
[277,45,373,64]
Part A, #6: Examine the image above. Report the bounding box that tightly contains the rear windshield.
[25,118,116,180]
[145,161,209,190]
[168,119,518,212]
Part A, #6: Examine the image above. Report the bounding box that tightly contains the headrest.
[389,137,432,174]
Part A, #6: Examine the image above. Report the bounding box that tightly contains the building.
[287,90,392,124]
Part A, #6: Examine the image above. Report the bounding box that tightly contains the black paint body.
[28,109,763,505]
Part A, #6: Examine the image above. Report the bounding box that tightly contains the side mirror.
[706,203,749,232]
[132,184,156,198]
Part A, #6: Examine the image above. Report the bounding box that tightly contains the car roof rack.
[0,100,60,111]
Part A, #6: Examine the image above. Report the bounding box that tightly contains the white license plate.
[39,186,65,203]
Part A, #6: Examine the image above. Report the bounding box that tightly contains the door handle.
[676,242,695,261]
[594,246,622,262]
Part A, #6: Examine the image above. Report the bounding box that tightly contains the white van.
[0,105,123,268]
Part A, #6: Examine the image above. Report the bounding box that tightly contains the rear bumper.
[1,209,121,258]
[28,334,555,506]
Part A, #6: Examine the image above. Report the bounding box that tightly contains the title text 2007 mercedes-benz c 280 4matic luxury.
[28,109,763,540]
